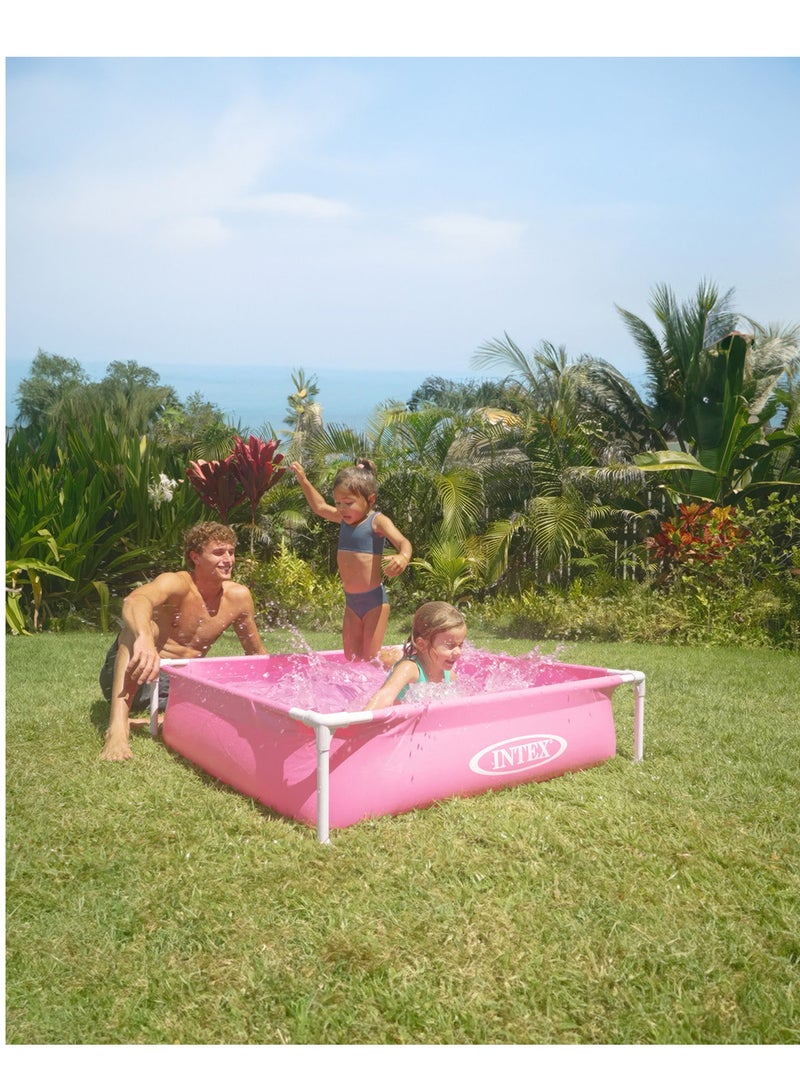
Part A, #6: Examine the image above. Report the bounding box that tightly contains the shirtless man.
[99,522,266,761]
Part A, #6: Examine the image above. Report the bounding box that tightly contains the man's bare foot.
[100,731,133,761]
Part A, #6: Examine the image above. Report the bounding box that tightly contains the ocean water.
[4,358,478,434]
[192,364,478,433]
[5,357,648,434]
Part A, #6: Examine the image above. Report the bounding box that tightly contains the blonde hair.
[332,457,378,502]
[403,601,466,658]
[184,522,237,567]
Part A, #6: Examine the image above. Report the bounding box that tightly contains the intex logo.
[469,734,567,777]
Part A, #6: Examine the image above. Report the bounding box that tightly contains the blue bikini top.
[338,510,384,555]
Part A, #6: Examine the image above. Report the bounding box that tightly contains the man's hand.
[127,635,161,686]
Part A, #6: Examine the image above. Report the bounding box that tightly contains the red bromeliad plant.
[230,435,286,525]
[185,455,243,524]
[186,437,286,543]
[646,502,748,576]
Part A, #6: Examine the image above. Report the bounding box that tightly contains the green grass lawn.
[6,628,799,1047]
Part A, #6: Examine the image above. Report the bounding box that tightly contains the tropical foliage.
[645,503,748,577]
[569,281,800,504]
[6,281,799,644]
[5,417,204,631]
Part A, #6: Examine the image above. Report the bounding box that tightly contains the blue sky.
[5,24,800,429]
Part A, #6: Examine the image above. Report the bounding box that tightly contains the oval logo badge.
[469,734,567,776]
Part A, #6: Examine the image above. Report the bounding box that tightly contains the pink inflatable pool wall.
[160,650,645,842]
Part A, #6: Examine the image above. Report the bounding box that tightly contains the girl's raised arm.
[290,462,340,522]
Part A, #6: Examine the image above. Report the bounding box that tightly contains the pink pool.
[159,649,645,841]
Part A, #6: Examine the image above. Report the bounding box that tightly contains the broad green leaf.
[634,450,707,472]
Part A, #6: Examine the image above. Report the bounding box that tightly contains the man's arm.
[231,587,268,655]
[122,572,190,685]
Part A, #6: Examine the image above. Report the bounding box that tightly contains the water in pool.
[219,642,570,713]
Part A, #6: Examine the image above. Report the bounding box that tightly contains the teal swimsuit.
[394,657,452,702]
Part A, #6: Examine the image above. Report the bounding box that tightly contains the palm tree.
[605,281,800,503]
[615,281,741,447]
[410,532,488,603]
[473,418,628,587]
[472,335,590,428]
[469,335,642,584]
[406,373,526,416]
[368,405,487,545]
[282,369,323,462]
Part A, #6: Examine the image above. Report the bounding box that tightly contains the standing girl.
[291,458,413,661]
[363,601,467,710]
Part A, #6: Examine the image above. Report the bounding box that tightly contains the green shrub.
[236,546,343,630]
[473,575,799,649]
[5,420,204,631]
[728,492,800,580]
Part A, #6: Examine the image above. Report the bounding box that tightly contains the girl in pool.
[363,601,467,710]
[291,458,413,661]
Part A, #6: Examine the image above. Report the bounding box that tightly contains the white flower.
[148,473,181,508]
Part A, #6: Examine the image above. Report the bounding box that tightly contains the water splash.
[249,656,386,713]
[264,617,317,656]
[233,640,567,713]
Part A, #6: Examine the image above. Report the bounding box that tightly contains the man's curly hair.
[184,522,237,567]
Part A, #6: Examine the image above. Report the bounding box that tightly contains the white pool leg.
[290,708,376,844]
[315,723,333,845]
[149,659,171,737]
[613,670,646,763]
[633,675,646,762]
[149,676,160,736]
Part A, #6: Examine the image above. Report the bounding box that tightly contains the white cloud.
[8,89,309,249]
[236,192,355,219]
